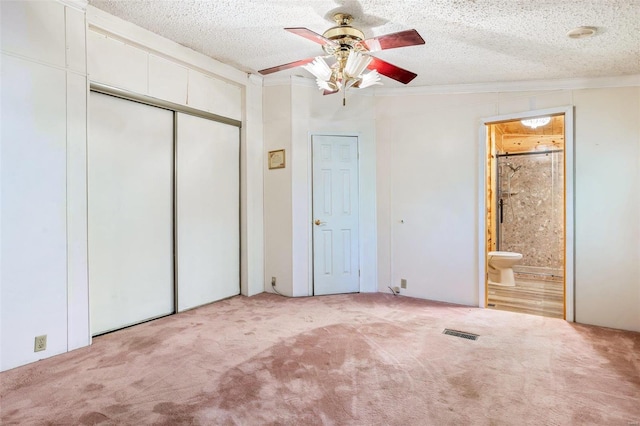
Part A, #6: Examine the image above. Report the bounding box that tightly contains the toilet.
[487,251,523,286]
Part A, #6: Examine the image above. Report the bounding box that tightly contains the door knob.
[314,219,326,226]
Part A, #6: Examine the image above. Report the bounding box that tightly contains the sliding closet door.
[88,92,174,335]
[176,113,239,311]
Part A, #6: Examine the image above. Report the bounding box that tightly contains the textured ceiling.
[88,0,640,88]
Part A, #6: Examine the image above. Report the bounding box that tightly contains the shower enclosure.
[496,150,565,280]
[484,110,574,320]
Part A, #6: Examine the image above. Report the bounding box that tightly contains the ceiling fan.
[259,13,425,102]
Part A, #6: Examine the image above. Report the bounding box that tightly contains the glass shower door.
[494,150,564,317]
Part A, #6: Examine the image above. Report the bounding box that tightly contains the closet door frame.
[89,82,241,328]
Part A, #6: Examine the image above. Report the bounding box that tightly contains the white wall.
[1,0,89,371]
[241,75,265,297]
[573,87,640,330]
[376,92,496,306]
[263,85,294,296]
[263,78,377,297]
[375,85,640,332]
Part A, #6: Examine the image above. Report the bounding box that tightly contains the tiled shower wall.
[498,151,564,273]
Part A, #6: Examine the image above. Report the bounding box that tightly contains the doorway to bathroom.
[481,109,574,320]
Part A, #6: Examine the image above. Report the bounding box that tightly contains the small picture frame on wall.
[268,149,286,169]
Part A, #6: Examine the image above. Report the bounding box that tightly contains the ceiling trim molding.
[57,0,87,11]
[373,74,640,96]
[264,74,640,95]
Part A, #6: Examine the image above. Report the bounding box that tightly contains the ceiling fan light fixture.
[521,117,551,129]
[302,57,332,81]
[344,50,372,79]
[357,70,382,89]
[316,79,339,92]
[259,14,424,103]
[305,51,380,94]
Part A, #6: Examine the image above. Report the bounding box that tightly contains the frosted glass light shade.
[521,117,551,129]
[303,51,383,95]
[302,57,332,81]
[358,70,382,89]
[344,50,372,78]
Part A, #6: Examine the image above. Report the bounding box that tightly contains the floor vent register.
[443,329,479,341]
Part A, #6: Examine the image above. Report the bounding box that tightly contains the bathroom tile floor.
[487,276,564,318]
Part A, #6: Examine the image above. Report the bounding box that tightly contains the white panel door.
[176,113,239,311]
[88,92,174,335]
[312,135,360,295]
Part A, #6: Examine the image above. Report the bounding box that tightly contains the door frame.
[477,106,575,321]
[308,133,362,296]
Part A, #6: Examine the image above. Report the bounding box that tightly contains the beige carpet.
[1,293,639,425]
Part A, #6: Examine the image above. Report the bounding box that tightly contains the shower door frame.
[477,106,575,321]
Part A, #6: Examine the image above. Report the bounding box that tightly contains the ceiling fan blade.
[323,89,339,96]
[285,28,338,48]
[368,57,417,84]
[258,57,315,75]
[363,29,425,52]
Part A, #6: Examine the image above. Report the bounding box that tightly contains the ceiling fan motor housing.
[322,13,365,54]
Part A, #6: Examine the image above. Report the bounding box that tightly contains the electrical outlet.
[34,335,47,352]
[401,278,407,289]
[271,277,276,287]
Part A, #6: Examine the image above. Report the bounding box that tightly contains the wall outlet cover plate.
[34,335,47,352]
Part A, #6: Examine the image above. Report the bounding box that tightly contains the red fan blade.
[258,57,315,75]
[363,29,425,52]
[285,28,338,48]
[368,57,418,84]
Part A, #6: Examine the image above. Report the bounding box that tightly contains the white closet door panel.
[177,113,239,311]
[89,92,174,335]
